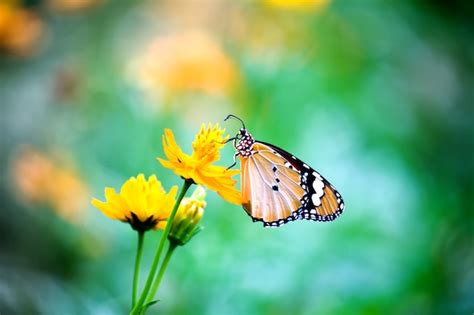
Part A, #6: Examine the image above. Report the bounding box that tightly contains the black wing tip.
[299,195,345,223]
[300,208,344,222]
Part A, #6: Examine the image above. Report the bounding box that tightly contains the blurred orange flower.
[158,123,241,205]
[92,174,178,231]
[13,147,88,223]
[0,3,44,56]
[265,0,330,11]
[129,31,237,96]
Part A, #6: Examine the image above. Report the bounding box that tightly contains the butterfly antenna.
[224,114,246,129]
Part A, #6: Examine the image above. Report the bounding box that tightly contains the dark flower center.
[127,212,158,232]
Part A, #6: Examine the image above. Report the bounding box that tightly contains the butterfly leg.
[222,137,237,145]
[225,152,240,170]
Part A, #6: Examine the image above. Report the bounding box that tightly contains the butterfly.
[224,115,345,227]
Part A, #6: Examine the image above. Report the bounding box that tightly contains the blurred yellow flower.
[158,123,241,205]
[168,186,206,246]
[129,31,237,96]
[265,0,330,11]
[0,3,44,56]
[92,174,178,232]
[13,147,88,223]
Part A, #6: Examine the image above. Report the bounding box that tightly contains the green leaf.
[143,299,159,311]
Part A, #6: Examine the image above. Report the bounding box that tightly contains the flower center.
[191,124,225,162]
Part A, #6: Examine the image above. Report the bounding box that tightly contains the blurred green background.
[1,0,473,314]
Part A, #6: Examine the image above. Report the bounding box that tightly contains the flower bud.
[168,186,206,246]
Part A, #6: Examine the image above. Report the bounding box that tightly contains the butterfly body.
[231,125,345,227]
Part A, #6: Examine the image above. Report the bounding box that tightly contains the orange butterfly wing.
[241,142,344,227]
[241,143,305,225]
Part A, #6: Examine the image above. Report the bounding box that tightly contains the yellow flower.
[91,174,178,232]
[158,123,241,205]
[265,0,330,11]
[168,186,206,246]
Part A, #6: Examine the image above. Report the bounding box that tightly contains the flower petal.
[91,174,176,231]
[158,123,241,204]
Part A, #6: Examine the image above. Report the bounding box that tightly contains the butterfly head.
[234,128,255,157]
[224,114,255,157]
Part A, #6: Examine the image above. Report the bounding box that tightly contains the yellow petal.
[216,188,242,205]
[91,198,127,220]
[155,220,167,230]
[158,124,241,205]
[92,174,177,231]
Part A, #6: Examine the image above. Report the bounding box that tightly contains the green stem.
[146,242,177,304]
[132,231,145,307]
[130,180,192,314]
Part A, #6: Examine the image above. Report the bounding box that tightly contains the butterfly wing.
[257,141,345,223]
[241,141,345,227]
[241,142,305,226]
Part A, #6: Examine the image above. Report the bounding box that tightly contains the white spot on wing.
[311,179,325,206]
[311,194,321,206]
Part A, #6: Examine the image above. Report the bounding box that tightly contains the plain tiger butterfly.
[224,115,345,227]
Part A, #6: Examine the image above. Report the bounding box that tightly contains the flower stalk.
[145,242,177,305]
[144,185,206,304]
[130,179,193,314]
[132,231,145,307]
